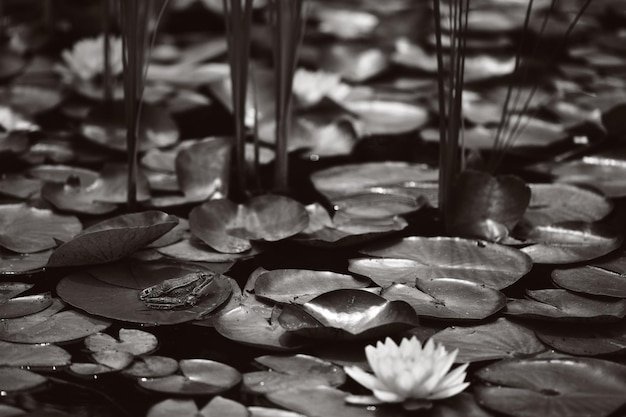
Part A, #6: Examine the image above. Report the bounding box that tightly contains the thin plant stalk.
[42,0,53,29]
[223,0,254,198]
[268,0,305,193]
[433,0,469,225]
[103,0,112,104]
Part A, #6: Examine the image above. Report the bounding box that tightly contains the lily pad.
[519,221,623,264]
[432,318,546,363]
[0,204,82,253]
[475,357,626,417]
[380,278,506,320]
[354,236,532,289]
[147,396,247,417]
[189,195,308,254]
[155,237,262,262]
[0,281,52,318]
[84,329,158,356]
[277,289,419,340]
[122,356,179,379]
[214,305,303,351]
[505,289,626,322]
[47,211,178,267]
[523,183,612,228]
[534,321,626,356]
[552,252,626,298]
[80,102,179,152]
[341,100,429,136]
[311,162,438,201]
[56,271,232,325]
[0,298,111,344]
[0,368,47,394]
[0,248,52,275]
[138,359,241,395]
[0,340,71,368]
[254,269,370,304]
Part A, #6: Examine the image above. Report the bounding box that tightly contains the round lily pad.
[535,321,626,356]
[354,236,532,289]
[0,340,71,369]
[0,248,52,275]
[0,368,47,394]
[84,329,158,356]
[552,253,626,298]
[475,357,626,417]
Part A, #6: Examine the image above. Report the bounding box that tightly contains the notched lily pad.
[432,318,546,363]
[0,282,52,318]
[0,340,71,369]
[381,278,506,320]
[0,204,82,253]
[505,289,626,322]
[84,329,158,356]
[0,248,52,275]
[552,251,626,298]
[277,289,419,340]
[189,195,309,254]
[475,357,626,417]
[47,211,179,267]
[0,368,48,394]
[355,236,532,290]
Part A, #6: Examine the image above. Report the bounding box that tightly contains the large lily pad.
[0,248,52,275]
[0,298,111,344]
[0,368,48,394]
[56,271,232,325]
[523,183,613,228]
[0,340,71,368]
[552,252,626,298]
[354,236,532,289]
[518,221,622,264]
[0,282,52,319]
[47,211,178,267]
[534,321,626,356]
[277,289,419,340]
[0,204,82,253]
[189,195,308,253]
[341,100,429,136]
[475,357,626,417]
[505,289,626,322]
[147,397,247,417]
[311,162,438,201]
[380,278,506,320]
[254,269,370,304]
[432,318,546,363]
[154,237,262,262]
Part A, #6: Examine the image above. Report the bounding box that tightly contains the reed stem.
[103,0,112,104]
[269,0,305,193]
[223,0,254,198]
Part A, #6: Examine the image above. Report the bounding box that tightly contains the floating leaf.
[447,170,530,242]
[189,195,308,254]
[42,163,150,215]
[0,368,47,394]
[84,329,158,356]
[0,298,111,344]
[0,204,82,253]
[422,393,494,417]
[432,318,546,363]
[147,396,247,417]
[155,237,261,262]
[519,221,622,264]
[56,271,232,326]
[244,354,345,394]
[311,162,438,201]
[214,305,303,351]
[0,248,51,275]
[523,183,612,228]
[317,43,389,83]
[505,289,626,322]
[138,359,241,396]
[0,281,51,319]
[278,289,419,340]
[47,211,178,267]
[176,137,231,203]
[80,102,179,152]
[552,252,626,298]
[90,350,134,371]
[354,236,532,289]
[341,100,429,136]
[535,321,626,356]
[254,269,370,304]
[381,278,506,320]
[267,386,403,417]
[122,356,179,379]
[249,406,306,417]
[0,340,71,368]
[475,357,626,417]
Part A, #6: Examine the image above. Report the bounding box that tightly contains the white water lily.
[344,336,469,405]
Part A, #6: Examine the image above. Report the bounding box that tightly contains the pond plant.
[1,0,626,416]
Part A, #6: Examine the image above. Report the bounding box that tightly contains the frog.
[139,271,216,310]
